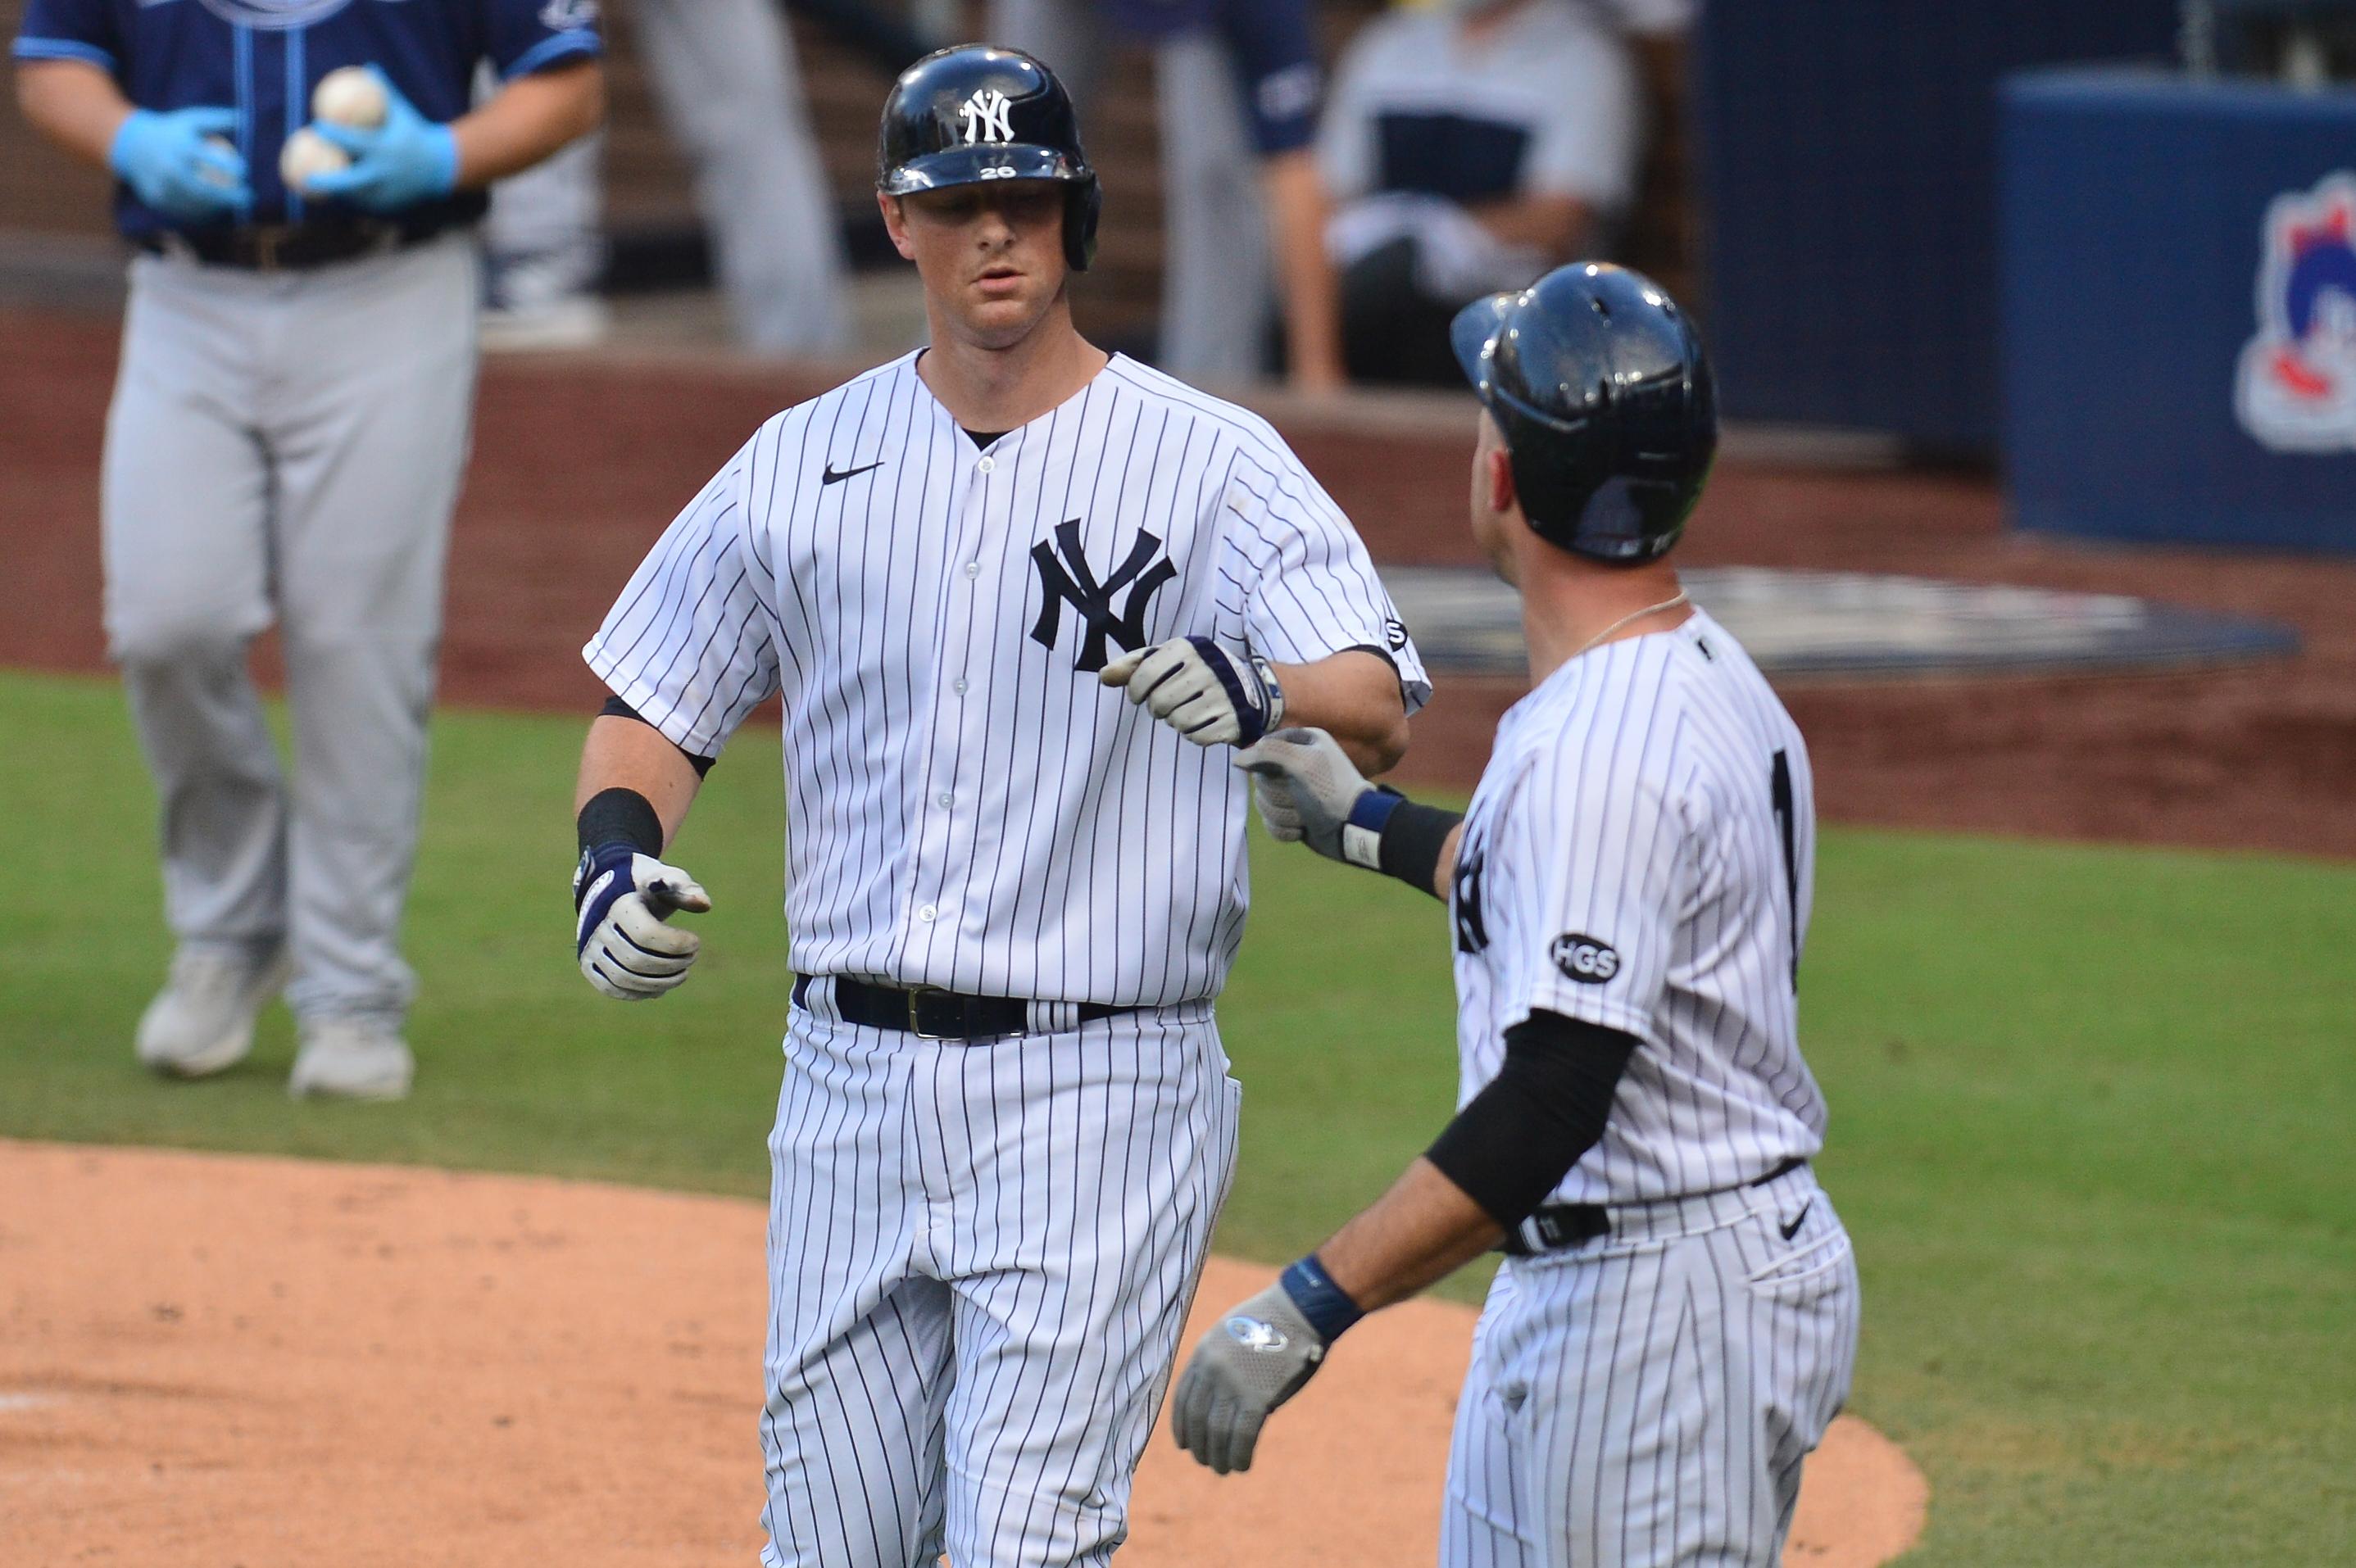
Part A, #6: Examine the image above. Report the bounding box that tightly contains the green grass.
[2,668,2350,1564]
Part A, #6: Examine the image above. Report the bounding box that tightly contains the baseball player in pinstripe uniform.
[1172,264,1860,1567]
[567,45,1427,1568]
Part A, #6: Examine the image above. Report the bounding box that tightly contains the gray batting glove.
[1169,1280,1328,1475]
[1232,727,1380,865]
[1101,636,1284,747]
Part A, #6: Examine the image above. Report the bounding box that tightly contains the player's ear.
[1486,445,1518,517]
[878,193,915,261]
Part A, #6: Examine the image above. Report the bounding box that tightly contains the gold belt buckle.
[906,986,951,1040]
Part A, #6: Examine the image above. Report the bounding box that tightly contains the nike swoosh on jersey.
[1779,1201,1813,1240]
[821,460,885,486]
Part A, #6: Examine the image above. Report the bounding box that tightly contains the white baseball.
[279,127,352,193]
[312,66,388,129]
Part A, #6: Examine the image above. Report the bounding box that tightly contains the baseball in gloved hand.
[1101,636,1283,747]
[573,842,711,1000]
[1170,1276,1331,1475]
[302,68,458,213]
[1234,727,1391,865]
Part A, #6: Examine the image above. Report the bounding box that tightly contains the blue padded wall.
[1693,2,2179,449]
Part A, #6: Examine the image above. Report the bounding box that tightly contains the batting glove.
[303,70,458,213]
[1170,1278,1329,1475]
[1234,727,1396,867]
[573,843,712,1001]
[109,106,251,220]
[1100,636,1283,747]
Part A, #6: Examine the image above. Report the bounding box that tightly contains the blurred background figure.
[1320,0,1690,384]
[483,0,851,356]
[991,0,1348,389]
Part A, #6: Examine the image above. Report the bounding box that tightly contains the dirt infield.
[0,1140,1927,1566]
[6,306,2352,856]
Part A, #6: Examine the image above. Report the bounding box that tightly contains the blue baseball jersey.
[13,0,602,238]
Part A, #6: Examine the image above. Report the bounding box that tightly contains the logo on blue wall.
[2236,172,2356,451]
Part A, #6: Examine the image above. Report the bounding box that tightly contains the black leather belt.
[1503,1156,1809,1258]
[140,218,455,273]
[792,974,1137,1040]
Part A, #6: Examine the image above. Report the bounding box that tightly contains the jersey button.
[916,904,937,922]
[952,678,968,695]
[978,455,996,474]
[937,791,954,808]
[964,561,980,578]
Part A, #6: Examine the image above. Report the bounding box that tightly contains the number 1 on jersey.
[1770,749,1798,989]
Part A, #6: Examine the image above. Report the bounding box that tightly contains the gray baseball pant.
[101,232,479,1026]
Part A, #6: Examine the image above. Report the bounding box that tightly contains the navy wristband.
[576,786,663,859]
[1340,786,1405,870]
[1279,1253,1366,1344]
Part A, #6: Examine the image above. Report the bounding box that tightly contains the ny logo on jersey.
[959,88,1016,145]
[1030,520,1178,673]
[1450,830,1490,955]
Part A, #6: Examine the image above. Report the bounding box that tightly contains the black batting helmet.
[1450,263,1717,562]
[877,44,1101,274]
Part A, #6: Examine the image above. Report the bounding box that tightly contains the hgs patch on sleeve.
[1550,932,1619,984]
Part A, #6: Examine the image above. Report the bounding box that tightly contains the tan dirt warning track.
[0,1140,1926,1566]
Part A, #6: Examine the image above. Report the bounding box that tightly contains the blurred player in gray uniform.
[485,0,848,355]
[990,0,1345,388]
[14,0,604,1098]
[1172,265,1861,1566]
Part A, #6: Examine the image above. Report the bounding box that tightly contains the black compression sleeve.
[1377,800,1464,900]
[600,695,718,777]
[576,787,664,857]
[1423,1011,1639,1230]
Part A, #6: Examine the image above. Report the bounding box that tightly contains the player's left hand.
[303,69,458,213]
[1169,1280,1328,1475]
[573,843,712,1001]
[1100,637,1283,747]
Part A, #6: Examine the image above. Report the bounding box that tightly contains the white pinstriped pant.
[758,986,1239,1567]
[1441,1167,1861,1568]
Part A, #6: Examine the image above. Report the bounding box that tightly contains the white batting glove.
[1101,636,1284,747]
[1233,727,1386,866]
[572,845,712,1001]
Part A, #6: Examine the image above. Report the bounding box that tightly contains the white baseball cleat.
[135,943,291,1079]
[288,1017,415,1102]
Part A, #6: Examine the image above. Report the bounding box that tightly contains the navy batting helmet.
[877,44,1101,274]
[1450,263,1717,562]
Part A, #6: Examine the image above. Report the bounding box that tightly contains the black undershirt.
[599,694,717,777]
[965,428,1008,448]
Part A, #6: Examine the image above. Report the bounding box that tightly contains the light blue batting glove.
[109,106,252,220]
[303,69,458,213]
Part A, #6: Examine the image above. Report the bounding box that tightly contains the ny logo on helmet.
[1030,520,1176,673]
[959,88,1016,146]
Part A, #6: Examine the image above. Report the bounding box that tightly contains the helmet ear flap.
[1064,178,1101,273]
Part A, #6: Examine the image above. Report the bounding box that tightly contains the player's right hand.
[572,843,712,1001]
[1233,727,1379,865]
[108,107,252,220]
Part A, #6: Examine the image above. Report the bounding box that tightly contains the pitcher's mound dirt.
[0,1140,1926,1566]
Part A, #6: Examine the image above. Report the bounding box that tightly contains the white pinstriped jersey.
[586,351,1429,1007]
[1450,608,1825,1204]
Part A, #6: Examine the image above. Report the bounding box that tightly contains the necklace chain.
[1573,590,1691,659]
